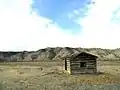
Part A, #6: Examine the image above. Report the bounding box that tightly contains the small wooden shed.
[64,52,98,74]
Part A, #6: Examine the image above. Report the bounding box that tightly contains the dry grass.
[0,61,120,90]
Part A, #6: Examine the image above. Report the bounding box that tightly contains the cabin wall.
[70,56,97,74]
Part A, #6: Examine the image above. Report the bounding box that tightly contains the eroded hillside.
[0,47,120,62]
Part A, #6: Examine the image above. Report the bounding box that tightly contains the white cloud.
[0,0,75,51]
[75,0,120,49]
[1,0,120,51]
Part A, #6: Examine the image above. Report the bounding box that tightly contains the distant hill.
[0,47,120,62]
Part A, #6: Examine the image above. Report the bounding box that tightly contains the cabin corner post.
[67,57,71,74]
[64,57,71,74]
[94,59,97,73]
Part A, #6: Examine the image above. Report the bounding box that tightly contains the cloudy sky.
[0,0,120,51]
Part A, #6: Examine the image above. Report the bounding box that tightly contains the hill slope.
[0,47,120,62]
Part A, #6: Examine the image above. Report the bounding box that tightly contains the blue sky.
[32,0,91,34]
[0,0,120,51]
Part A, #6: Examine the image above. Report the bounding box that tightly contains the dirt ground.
[0,61,120,90]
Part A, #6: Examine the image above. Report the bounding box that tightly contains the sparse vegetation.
[0,61,119,90]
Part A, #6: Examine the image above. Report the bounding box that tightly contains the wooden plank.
[71,68,86,70]
[71,71,95,74]
[70,60,95,63]
[70,62,87,64]
[71,66,80,68]
[71,67,80,69]
[87,64,95,66]
[71,70,95,73]
[70,62,96,64]
[71,69,95,71]
[71,67,96,70]
[71,64,96,67]
[87,64,96,66]
[70,63,96,66]
[87,66,95,68]
[87,67,96,69]
[70,65,80,67]
[70,63,80,65]
[71,59,96,61]
[87,62,96,64]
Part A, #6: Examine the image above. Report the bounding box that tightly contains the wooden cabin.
[64,52,98,74]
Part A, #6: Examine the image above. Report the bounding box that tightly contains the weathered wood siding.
[64,52,97,75]
[70,55,97,74]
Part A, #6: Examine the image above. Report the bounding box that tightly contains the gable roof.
[65,51,98,60]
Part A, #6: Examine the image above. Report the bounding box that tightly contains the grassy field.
[0,61,120,90]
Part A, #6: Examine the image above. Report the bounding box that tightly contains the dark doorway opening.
[80,62,86,67]
[65,59,67,70]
